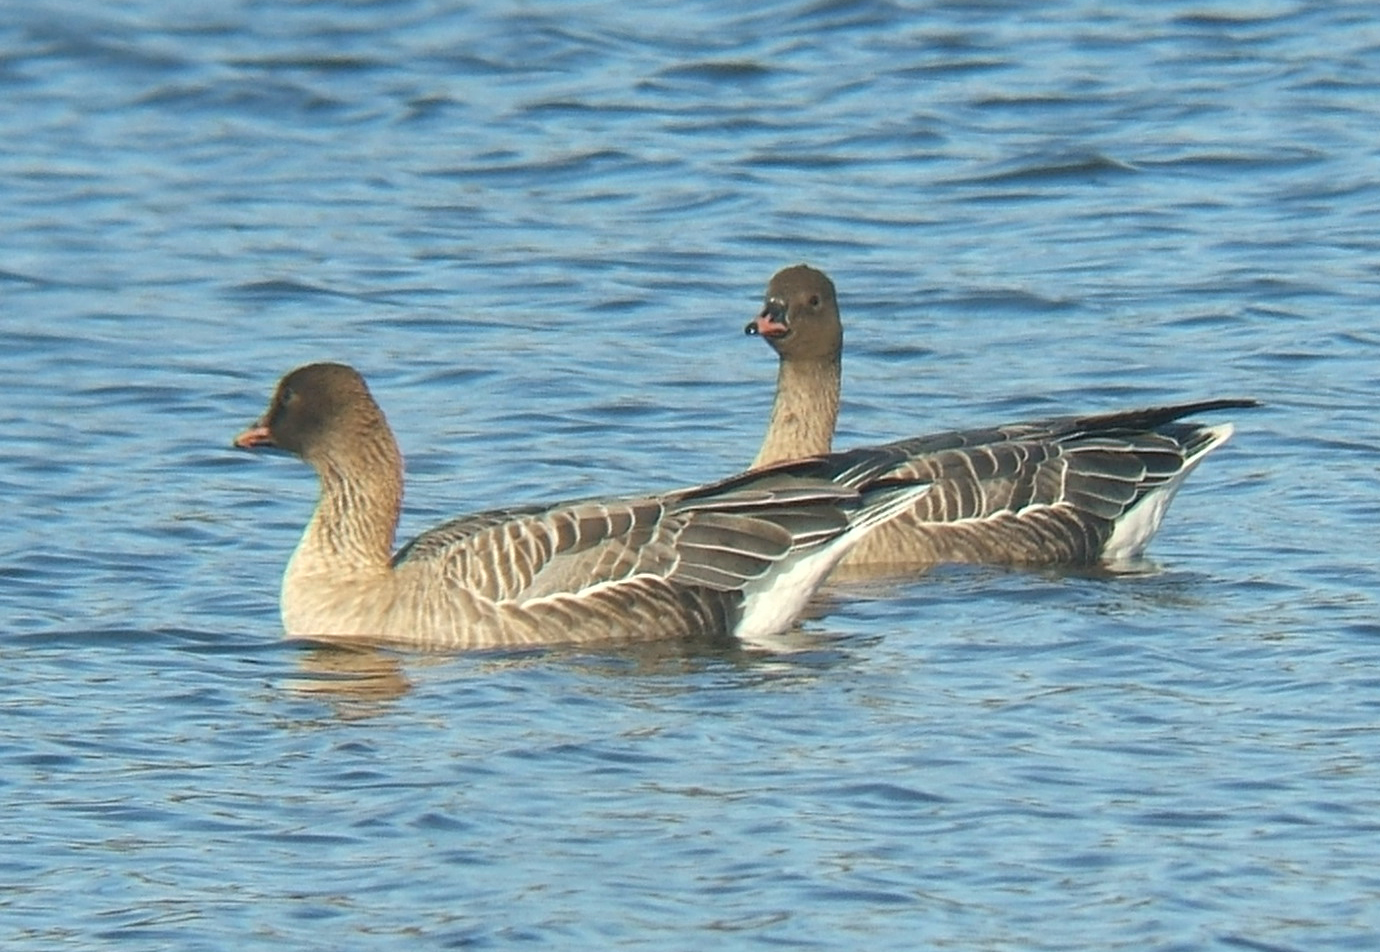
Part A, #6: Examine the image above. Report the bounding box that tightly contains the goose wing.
[843,400,1258,565]
[390,468,868,605]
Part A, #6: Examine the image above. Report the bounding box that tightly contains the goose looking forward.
[745,264,1258,568]
[233,363,932,650]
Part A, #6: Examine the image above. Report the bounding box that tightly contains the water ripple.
[2,1,1379,950]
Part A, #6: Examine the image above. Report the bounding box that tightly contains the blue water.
[3,1,1380,949]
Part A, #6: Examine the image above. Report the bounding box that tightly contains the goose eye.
[808,294,821,307]
[272,386,297,419]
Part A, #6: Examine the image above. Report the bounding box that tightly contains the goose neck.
[753,353,841,468]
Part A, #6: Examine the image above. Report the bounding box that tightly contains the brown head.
[233,362,392,466]
[744,264,842,362]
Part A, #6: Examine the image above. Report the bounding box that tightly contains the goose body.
[235,363,930,650]
[746,264,1256,569]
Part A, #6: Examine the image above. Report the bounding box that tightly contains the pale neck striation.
[752,353,841,468]
[289,435,403,581]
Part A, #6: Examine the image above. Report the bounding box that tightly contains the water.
[3,0,1379,948]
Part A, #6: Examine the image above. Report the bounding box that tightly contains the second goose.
[745,264,1257,568]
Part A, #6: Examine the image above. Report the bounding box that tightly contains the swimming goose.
[746,264,1258,568]
[234,362,932,650]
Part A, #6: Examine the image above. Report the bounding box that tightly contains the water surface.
[3,2,1379,949]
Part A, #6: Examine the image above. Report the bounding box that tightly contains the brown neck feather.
[752,352,841,468]
[299,432,404,573]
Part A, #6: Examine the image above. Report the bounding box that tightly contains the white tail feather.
[1102,422,1235,565]
[735,481,933,645]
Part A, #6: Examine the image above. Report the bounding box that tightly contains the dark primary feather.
[875,399,1259,462]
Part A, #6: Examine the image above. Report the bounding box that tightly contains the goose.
[745,264,1258,568]
[233,362,933,650]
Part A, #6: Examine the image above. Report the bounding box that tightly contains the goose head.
[744,263,842,362]
[233,362,391,468]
